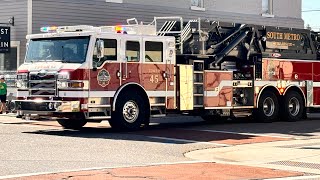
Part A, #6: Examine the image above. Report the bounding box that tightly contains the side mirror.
[96,40,105,59]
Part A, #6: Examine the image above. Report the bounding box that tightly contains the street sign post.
[0,26,10,53]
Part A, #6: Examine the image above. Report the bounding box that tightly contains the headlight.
[57,72,70,80]
[57,81,84,89]
[17,73,28,80]
[57,81,69,88]
[16,80,28,89]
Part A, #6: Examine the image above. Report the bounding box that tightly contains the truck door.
[141,37,175,112]
[120,36,142,84]
[90,37,121,105]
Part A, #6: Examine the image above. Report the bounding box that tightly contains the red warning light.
[115,26,123,33]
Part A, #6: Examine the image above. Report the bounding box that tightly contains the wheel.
[7,101,15,112]
[109,91,149,131]
[201,115,228,124]
[254,91,279,122]
[283,91,305,121]
[57,118,87,130]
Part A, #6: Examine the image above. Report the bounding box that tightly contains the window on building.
[191,0,205,11]
[262,0,273,15]
[0,47,18,88]
[93,39,117,67]
[0,47,17,71]
[126,41,140,62]
[145,41,163,63]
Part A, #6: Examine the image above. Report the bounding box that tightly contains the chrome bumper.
[14,100,80,113]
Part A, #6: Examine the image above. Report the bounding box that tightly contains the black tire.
[109,91,149,131]
[283,91,305,121]
[254,91,279,122]
[7,101,15,112]
[57,118,87,130]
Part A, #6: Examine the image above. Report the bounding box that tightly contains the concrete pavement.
[186,138,320,175]
[2,162,304,180]
[1,114,320,179]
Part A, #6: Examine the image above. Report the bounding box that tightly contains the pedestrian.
[0,75,7,114]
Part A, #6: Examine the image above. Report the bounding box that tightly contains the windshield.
[25,36,90,63]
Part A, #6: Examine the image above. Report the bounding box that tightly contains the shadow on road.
[21,116,320,145]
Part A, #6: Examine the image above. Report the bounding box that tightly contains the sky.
[302,0,320,30]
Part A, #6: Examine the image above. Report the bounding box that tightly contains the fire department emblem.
[97,69,111,87]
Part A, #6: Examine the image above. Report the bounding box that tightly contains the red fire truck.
[15,17,320,130]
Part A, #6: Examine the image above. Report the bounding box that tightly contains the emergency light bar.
[40,26,58,33]
[39,24,156,35]
[115,25,127,33]
[40,25,94,33]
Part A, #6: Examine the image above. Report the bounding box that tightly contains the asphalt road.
[0,114,319,179]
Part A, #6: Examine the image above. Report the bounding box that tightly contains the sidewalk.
[185,138,320,175]
[1,135,316,180]
[2,162,304,180]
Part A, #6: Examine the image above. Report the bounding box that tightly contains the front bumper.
[15,100,81,113]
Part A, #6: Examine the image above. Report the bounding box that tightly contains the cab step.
[86,116,111,120]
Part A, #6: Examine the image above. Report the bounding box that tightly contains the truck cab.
[15,24,176,130]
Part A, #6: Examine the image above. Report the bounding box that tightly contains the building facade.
[0,0,303,72]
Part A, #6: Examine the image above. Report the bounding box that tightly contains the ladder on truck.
[122,16,195,54]
[153,17,198,54]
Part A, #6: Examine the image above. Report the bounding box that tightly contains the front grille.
[30,74,55,81]
[19,101,53,111]
[30,82,55,89]
[30,90,56,96]
[29,72,57,96]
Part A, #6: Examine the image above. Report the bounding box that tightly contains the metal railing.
[152,17,199,54]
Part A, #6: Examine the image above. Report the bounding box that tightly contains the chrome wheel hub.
[288,97,300,116]
[263,97,275,117]
[122,101,139,123]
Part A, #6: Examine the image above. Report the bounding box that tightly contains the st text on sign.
[0,26,10,53]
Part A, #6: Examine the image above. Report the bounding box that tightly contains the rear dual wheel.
[254,90,305,122]
[254,91,279,122]
[283,91,304,121]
